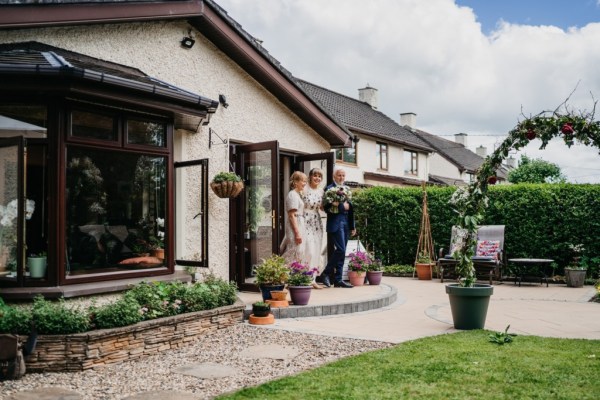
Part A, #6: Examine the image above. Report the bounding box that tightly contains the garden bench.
[438,225,506,284]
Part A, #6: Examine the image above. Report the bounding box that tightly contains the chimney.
[358,85,378,109]
[506,156,517,169]
[454,133,467,147]
[476,145,487,157]
[400,112,417,128]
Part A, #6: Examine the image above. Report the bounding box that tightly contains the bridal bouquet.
[323,185,352,214]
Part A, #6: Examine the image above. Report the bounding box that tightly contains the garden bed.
[20,300,244,372]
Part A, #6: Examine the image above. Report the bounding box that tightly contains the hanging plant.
[210,171,244,198]
[451,100,600,287]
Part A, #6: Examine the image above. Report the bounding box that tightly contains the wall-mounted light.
[181,36,195,49]
[219,94,229,108]
[352,135,360,143]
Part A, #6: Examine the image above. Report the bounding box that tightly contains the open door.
[232,141,279,291]
[231,144,335,291]
[294,152,334,186]
[174,158,209,269]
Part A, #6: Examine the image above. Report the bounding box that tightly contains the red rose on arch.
[487,176,497,185]
[561,123,574,135]
[526,129,536,140]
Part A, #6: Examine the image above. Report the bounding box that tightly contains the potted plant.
[147,217,165,259]
[415,251,433,280]
[254,254,289,300]
[367,258,384,285]
[287,261,318,305]
[347,251,372,286]
[251,301,271,317]
[27,251,47,279]
[564,245,587,288]
[210,171,244,198]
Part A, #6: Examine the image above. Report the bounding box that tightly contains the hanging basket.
[210,181,244,198]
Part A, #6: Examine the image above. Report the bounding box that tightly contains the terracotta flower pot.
[415,263,432,280]
[151,249,165,260]
[347,270,366,286]
[270,290,288,301]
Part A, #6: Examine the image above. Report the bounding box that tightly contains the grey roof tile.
[297,80,433,151]
[416,129,507,179]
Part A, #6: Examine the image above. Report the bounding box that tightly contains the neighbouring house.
[298,80,435,187]
[0,0,352,298]
[405,121,509,185]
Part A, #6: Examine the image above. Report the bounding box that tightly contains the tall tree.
[507,155,566,184]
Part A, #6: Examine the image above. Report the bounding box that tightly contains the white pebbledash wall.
[0,20,330,280]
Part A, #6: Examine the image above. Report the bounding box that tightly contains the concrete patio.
[240,276,600,343]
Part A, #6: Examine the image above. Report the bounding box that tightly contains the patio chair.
[438,225,506,284]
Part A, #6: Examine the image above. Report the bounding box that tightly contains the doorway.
[231,141,333,291]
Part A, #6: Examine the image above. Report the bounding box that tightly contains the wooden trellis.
[414,182,436,266]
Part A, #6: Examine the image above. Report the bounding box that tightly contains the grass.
[218,330,600,400]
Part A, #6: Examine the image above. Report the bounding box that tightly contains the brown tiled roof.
[297,80,434,152]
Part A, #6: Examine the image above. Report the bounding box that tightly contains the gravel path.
[0,323,393,400]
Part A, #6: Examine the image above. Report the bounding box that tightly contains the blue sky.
[218,0,600,183]
[456,0,600,33]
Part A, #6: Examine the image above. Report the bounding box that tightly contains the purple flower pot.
[288,285,312,305]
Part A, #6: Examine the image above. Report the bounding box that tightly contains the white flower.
[156,217,165,227]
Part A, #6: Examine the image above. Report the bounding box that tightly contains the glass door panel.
[235,141,279,290]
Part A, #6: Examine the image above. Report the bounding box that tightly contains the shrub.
[124,281,184,320]
[0,306,32,334]
[31,296,90,334]
[0,277,238,335]
[354,184,600,278]
[92,296,143,329]
[383,264,415,276]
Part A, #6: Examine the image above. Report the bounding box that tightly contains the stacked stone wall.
[21,302,244,372]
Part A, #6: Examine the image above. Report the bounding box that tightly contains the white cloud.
[217,0,600,183]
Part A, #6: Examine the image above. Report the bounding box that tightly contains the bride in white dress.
[303,168,325,289]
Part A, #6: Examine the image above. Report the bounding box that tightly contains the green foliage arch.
[451,105,600,287]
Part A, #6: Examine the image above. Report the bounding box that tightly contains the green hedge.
[353,184,600,278]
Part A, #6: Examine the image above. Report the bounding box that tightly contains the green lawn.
[218,330,600,400]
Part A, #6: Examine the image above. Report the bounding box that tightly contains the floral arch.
[450,104,600,287]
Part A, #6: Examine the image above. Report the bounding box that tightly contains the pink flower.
[561,123,574,135]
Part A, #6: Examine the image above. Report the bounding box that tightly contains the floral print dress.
[302,186,325,274]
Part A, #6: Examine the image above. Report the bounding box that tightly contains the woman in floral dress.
[280,171,308,268]
[303,168,325,289]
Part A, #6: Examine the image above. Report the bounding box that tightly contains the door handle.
[271,210,276,229]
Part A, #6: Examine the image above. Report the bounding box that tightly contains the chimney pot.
[358,85,378,109]
[476,145,487,157]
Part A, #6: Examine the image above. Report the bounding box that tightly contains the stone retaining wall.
[21,301,245,372]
